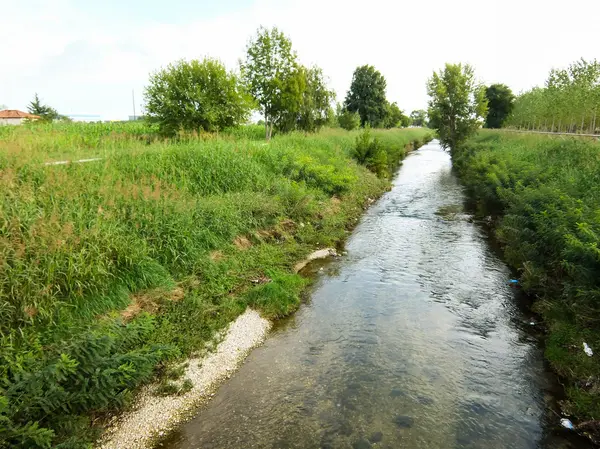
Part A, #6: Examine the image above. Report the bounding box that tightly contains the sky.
[2,0,599,120]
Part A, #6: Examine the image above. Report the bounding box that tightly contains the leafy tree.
[344,65,388,127]
[144,58,252,136]
[400,113,412,128]
[270,65,306,133]
[27,94,61,122]
[382,102,404,128]
[297,66,335,133]
[427,63,488,151]
[0,104,7,110]
[507,58,600,133]
[410,109,427,127]
[484,84,515,128]
[337,105,361,130]
[241,26,300,140]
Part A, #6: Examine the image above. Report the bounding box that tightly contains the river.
[164,140,586,449]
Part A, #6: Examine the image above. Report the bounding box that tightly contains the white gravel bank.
[98,308,271,449]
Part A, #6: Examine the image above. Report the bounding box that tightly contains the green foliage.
[484,84,515,128]
[352,127,388,177]
[0,123,433,447]
[27,94,65,122]
[506,58,600,133]
[297,66,335,133]
[345,65,388,127]
[241,26,300,140]
[410,110,427,127]
[350,126,433,177]
[427,63,488,151]
[144,58,253,136]
[241,28,334,137]
[382,102,404,129]
[454,130,600,421]
[337,106,361,131]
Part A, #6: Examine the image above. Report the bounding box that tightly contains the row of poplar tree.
[144,26,416,138]
[506,58,600,134]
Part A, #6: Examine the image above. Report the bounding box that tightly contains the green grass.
[0,122,432,448]
[454,130,600,423]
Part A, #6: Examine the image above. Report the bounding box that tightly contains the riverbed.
[163,140,586,449]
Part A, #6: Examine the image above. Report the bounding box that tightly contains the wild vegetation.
[506,58,600,134]
[27,94,70,122]
[453,130,600,435]
[144,58,254,135]
[0,121,432,448]
[483,84,515,129]
[426,63,488,151]
[342,65,410,129]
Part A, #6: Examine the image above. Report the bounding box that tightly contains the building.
[0,109,40,125]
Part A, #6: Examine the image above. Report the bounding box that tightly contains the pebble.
[98,309,271,449]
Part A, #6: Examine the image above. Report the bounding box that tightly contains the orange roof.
[0,109,41,119]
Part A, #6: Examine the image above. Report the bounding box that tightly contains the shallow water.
[164,141,587,449]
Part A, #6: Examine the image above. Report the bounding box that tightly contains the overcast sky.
[2,0,599,120]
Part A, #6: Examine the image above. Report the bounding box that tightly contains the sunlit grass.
[0,122,432,448]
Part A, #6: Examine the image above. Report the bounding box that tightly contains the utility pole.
[132,89,136,120]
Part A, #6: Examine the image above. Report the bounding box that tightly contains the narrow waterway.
[165,140,584,449]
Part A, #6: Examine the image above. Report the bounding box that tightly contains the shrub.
[351,127,388,177]
[145,58,253,136]
[338,109,361,131]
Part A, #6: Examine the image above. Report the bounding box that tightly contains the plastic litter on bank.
[509,279,519,285]
[583,342,593,357]
[560,418,575,430]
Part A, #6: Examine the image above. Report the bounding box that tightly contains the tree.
[27,94,61,121]
[336,104,361,130]
[382,102,407,128]
[297,66,335,133]
[427,63,488,151]
[241,26,301,140]
[484,84,515,128]
[344,65,388,127]
[0,104,7,110]
[144,58,253,136]
[410,110,427,127]
[506,58,600,133]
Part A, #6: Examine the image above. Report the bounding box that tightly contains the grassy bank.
[453,130,600,433]
[0,123,432,448]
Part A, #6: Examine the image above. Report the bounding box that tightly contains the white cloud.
[2,0,599,119]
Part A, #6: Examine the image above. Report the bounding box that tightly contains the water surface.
[165,141,585,449]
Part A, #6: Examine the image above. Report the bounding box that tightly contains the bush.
[338,109,361,131]
[351,127,388,177]
[144,58,253,136]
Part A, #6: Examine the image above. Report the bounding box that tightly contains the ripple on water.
[163,141,590,449]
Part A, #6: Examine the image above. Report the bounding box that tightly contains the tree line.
[144,26,419,138]
[506,58,600,134]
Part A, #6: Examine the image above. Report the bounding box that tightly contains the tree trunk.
[265,114,269,141]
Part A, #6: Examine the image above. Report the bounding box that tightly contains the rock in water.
[368,431,383,443]
[352,438,372,449]
[393,415,414,428]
